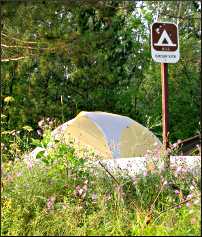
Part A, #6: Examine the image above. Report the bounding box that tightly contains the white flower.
[176,166,182,173]
[187,194,193,199]
[190,185,195,191]
[92,193,97,203]
[78,188,83,196]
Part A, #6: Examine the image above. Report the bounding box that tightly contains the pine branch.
[1,56,28,62]
[1,33,38,44]
[1,44,39,50]
[1,43,55,51]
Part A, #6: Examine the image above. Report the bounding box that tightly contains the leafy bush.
[1,137,201,236]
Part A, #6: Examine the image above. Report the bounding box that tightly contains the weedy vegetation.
[1,129,201,236]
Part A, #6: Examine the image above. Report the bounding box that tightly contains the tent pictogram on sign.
[154,30,176,47]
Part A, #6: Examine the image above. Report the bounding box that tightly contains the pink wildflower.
[143,171,148,177]
[172,142,178,149]
[16,172,22,177]
[175,190,180,195]
[75,182,88,199]
[176,166,182,173]
[187,194,193,199]
[186,202,191,207]
[47,196,55,210]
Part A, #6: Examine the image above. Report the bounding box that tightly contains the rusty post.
[161,63,169,149]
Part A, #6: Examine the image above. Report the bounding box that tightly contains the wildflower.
[181,167,187,173]
[27,159,34,169]
[187,194,193,200]
[24,155,33,169]
[47,196,55,210]
[176,166,182,173]
[37,129,43,136]
[196,144,200,149]
[38,119,44,128]
[175,190,180,195]
[75,185,82,196]
[172,142,178,149]
[190,185,195,191]
[143,171,148,177]
[75,183,87,199]
[92,193,97,204]
[16,172,22,177]
[186,202,191,207]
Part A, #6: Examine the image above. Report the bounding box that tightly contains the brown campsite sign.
[151,22,180,63]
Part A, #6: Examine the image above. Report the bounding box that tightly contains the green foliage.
[2,1,200,144]
[1,1,201,235]
[1,140,201,236]
[1,114,34,162]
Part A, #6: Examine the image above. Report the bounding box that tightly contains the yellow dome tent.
[52,111,162,159]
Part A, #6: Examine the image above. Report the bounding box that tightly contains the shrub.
[1,137,201,236]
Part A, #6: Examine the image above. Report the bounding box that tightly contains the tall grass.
[1,133,201,236]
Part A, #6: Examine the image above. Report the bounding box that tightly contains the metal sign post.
[161,63,169,149]
[151,22,180,149]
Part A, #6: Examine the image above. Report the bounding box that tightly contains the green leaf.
[22,125,33,132]
[31,138,41,147]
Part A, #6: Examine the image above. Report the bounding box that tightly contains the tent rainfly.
[52,111,162,159]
